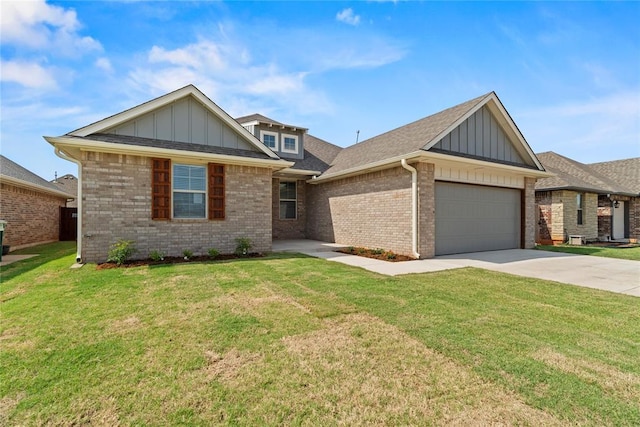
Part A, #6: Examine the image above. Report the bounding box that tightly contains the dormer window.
[260,130,278,150]
[281,134,299,154]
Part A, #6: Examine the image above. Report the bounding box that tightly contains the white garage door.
[435,182,521,255]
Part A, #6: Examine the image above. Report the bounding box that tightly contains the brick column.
[417,162,435,258]
[523,177,536,248]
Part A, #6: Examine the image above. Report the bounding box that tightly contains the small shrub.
[208,248,220,258]
[386,252,396,260]
[347,246,355,252]
[107,240,136,265]
[149,250,165,262]
[235,237,252,256]
[357,248,366,254]
[182,249,193,260]
[372,248,385,255]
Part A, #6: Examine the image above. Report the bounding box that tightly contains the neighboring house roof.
[535,152,637,196]
[235,113,308,131]
[0,155,74,199]
[290,134,343,173]
[318,91,544,179]
[52,173,78,195]
[588,158,640,195]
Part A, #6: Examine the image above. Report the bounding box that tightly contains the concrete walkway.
[272,240,640,297]
[0,254,37,267]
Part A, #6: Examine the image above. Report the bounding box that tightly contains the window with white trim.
[279,181,297,220]
[260,130,278,150]
[281,133,299,154]
[173,164,206,218]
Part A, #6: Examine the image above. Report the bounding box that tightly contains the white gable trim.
[68,85,280,159]
[422,93,544,171]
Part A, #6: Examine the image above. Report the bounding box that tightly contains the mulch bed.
[96,253,264,269]
[335,247,416,262]
[581,242,639,249]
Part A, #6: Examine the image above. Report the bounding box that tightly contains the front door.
[612,201,625,240]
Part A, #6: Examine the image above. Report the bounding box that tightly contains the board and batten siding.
[105,96,255,151]
[434,164,525,189]
[432,106,529,166]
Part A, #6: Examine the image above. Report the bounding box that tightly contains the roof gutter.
[55,147,83,264]
[401,159,420,259]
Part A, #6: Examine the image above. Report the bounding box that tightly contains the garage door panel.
[435,182,521,255]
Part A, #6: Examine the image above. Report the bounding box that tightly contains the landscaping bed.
[96,253,263,269]
[335,246,415,262]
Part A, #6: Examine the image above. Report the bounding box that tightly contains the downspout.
[401,159,420,259]
[55,148,82,263]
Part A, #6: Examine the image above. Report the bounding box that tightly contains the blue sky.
[1,1,639,179]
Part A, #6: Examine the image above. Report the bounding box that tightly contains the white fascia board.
[66,85,280,160]
[45,136,294,170]
[275,168,322,176]
[0,174,75,199]
[421,93,545,171]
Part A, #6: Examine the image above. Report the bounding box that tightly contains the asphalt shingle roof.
[0,155,74,196]
[535,152,637,195]
[235,114,307,130]
[83,133,274,161]
[588,158,640,194]
[323,93,493,176]
[290,134,343,173]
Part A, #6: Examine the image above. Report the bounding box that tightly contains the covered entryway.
[435,182,521,255]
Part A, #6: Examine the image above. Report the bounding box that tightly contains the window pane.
[284,136,296,151]
[279,182,296,200]
[173,164,206,191]
[174,192,206,218]
[263,134,276,148]
[280,201,296,219]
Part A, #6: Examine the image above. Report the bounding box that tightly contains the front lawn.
[536,244,640,261]
[1,243,638,425]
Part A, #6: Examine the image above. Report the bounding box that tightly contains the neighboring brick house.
[46,85,551,263]
[534,152,639,244]
[0,155,75,250]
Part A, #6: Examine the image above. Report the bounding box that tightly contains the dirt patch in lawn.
[335,247,416,262]
[533,348,640,400]
[244,313,564,425]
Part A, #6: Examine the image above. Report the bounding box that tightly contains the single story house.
[0,155,75,250]
[45,85,551,263]
[535,152,639,244]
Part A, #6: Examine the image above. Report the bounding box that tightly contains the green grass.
[536,244,640,261]
[1,243,639,425]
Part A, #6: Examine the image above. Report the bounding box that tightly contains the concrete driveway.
[273,240,640,297]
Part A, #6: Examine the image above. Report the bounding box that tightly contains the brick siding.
[597,195,613,240]
[81,152,272,263]
[0,182,67,250]
[523,177,537,249]
[630,197,640,242]
[306,165,415,257]
[536,191,552,244]
[272,178,306,240]
[417,162,435,258]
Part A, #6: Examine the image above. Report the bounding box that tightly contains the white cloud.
[0,59,58,89]
[336,8,361,26]
[0,0,101,56]
[95,57,113,73]
[128,38,334,116]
